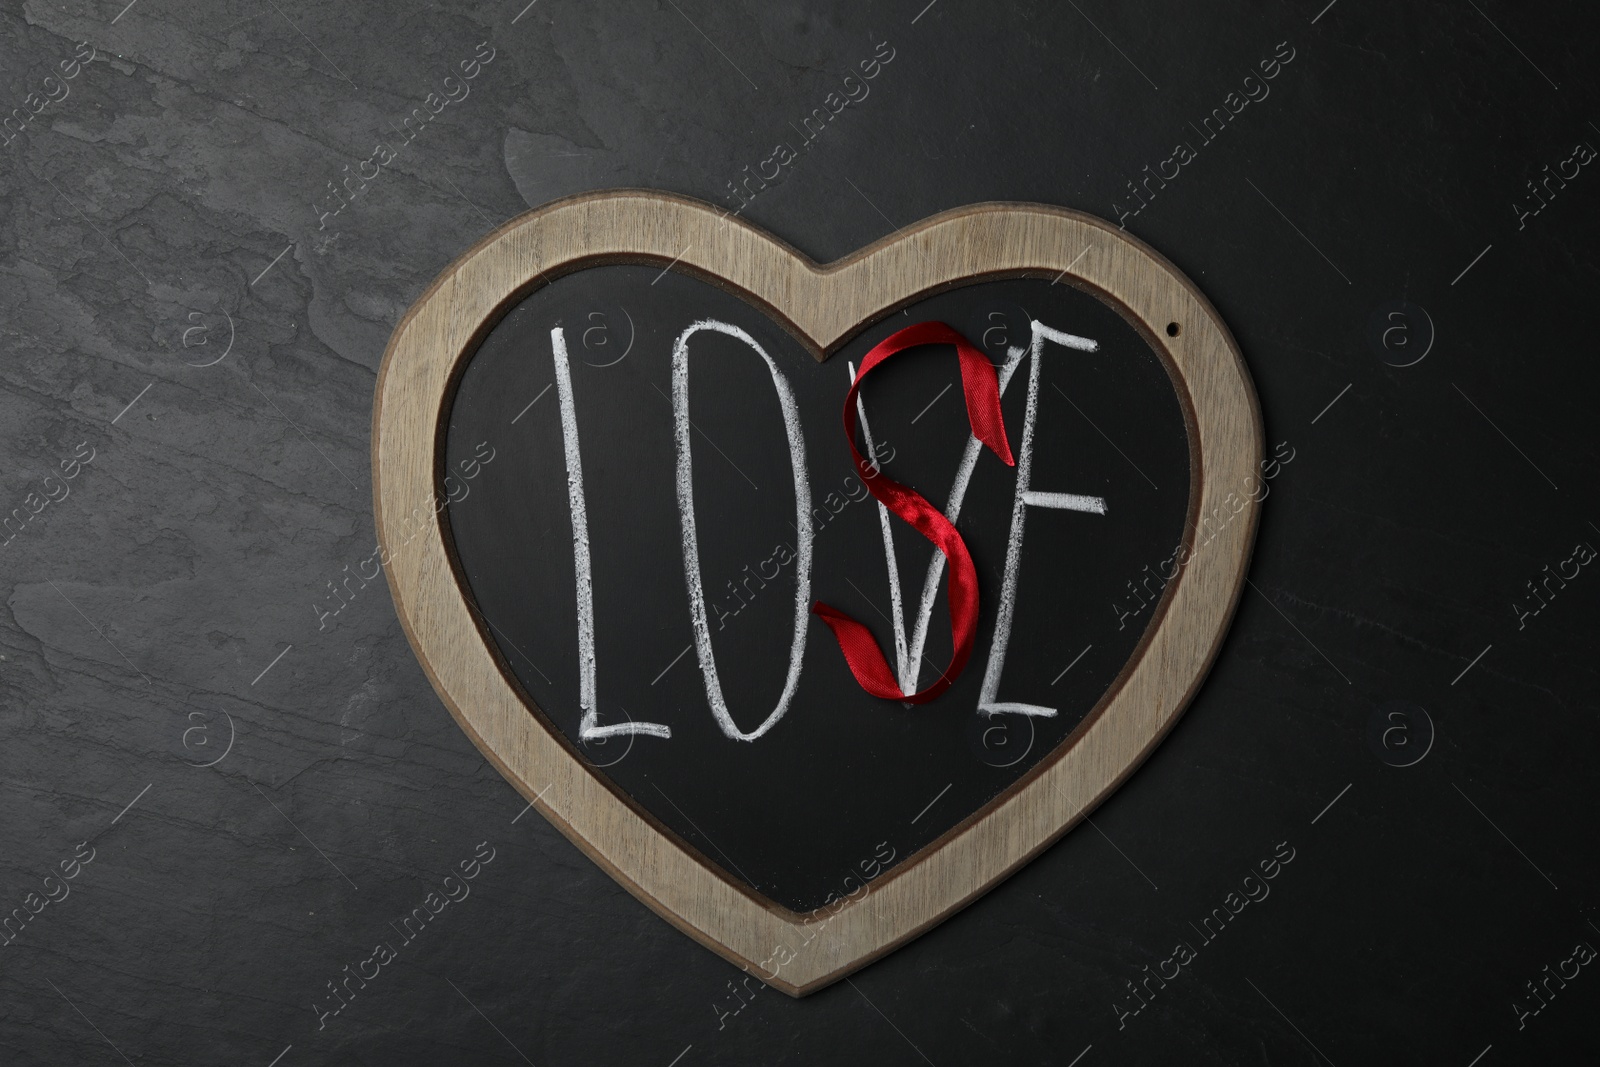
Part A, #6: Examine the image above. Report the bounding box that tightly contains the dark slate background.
[0,1,1595,1064]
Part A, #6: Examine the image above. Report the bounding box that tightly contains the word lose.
[546,316,1111,746]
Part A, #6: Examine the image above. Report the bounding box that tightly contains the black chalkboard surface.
[443,265,1190,912]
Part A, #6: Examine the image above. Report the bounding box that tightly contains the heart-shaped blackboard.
[373,192,1261,995]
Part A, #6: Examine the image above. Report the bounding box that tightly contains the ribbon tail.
[955,341,1015,466]
[811,601,960,706]
[810,602,906,701]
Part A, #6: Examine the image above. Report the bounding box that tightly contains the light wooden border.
[372,191,1262,996]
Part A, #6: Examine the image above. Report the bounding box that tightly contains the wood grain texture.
[371,190,1263,996]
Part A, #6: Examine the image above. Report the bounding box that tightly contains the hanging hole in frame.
[1166,322,1181,337]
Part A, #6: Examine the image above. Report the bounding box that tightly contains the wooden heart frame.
[372,190,1261,996]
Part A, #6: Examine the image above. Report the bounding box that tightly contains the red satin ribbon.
[812,321,1014,704]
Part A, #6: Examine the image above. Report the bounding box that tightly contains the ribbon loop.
[812,321,1013,704]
